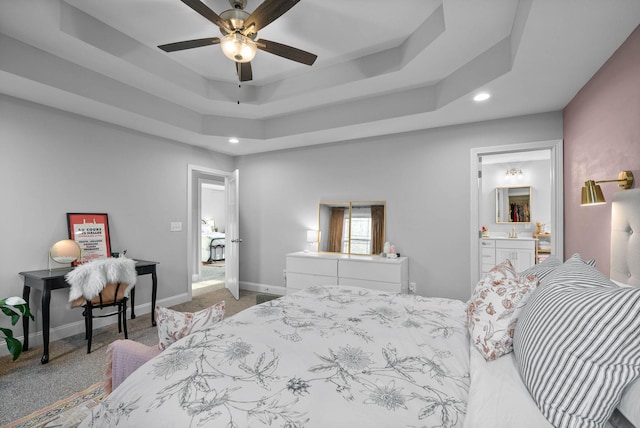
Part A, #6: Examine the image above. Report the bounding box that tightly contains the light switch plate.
[170,221,182,232]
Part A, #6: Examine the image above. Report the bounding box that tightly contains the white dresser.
[286,252,409,295]
[480,237,536,274]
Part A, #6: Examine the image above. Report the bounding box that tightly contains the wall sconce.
[581,170,634,206]
[305,230,318,253]
[505,168,523,178]
[49,239,82,270]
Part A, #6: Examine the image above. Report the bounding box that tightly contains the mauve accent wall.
[563,24,640,275]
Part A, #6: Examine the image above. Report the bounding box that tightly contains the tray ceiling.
[1,0,639,155]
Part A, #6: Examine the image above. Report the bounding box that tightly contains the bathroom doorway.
[470,139,564,289]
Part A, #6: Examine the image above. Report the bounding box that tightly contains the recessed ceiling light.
[473,92,491,102]
[228,137,239,144]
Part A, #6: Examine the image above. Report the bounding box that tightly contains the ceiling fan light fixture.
[221,33,256,63]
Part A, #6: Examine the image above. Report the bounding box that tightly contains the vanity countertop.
[481,235,537,241]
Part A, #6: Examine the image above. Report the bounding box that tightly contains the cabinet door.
[495,248,535,272]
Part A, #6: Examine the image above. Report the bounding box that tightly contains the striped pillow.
[518,255,561,283]
[513,257,640,428]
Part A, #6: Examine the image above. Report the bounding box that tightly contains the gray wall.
[0,93,562,352]
[0,95,234,343]
[236,112,563,301]
[202,187,226,233]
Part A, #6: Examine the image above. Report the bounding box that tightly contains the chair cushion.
[69,282,129,308]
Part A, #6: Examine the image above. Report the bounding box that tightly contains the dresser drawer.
[339,277,402,293]
[339,259,403,283]
[480,239,496,248]
[286,256,337,277]
[286,252,409,294]
[287,272,338,290]
[481,248,495,265]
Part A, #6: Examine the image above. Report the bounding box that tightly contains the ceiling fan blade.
[257,39,317,65]
[158,37,220,52]
[180,0,231,32]
[236,62,253,82]
[244,0,299,33]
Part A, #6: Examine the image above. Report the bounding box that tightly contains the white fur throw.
[66,258,137,302]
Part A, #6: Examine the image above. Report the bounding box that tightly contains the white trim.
[470,139,563,291]
[187,164,232,302]
[240,281,286,296]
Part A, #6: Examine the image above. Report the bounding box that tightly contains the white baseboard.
[0,293,192,358]
[240,281,286,296]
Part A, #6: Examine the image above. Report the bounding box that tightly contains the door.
[225,169,240,300]
[187,165,238,299]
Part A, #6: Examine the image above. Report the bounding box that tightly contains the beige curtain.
[371,205,384,254]
[328,207,345,252]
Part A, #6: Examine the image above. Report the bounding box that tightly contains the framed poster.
[67,213,111,262]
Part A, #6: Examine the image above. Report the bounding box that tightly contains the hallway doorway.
[195,180,226,291]
[187,166,240,300]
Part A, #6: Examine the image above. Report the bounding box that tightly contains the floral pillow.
[155,302,225,350]
[467,260,540,361]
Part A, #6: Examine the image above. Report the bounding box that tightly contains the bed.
[81,189,640,428]
[202,228,225,263]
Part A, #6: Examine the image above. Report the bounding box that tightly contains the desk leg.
[151,270,157,326]
[130,288,136,319]
[41,288,51,364]
[22,286,31,351]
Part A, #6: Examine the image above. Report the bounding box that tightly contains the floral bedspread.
[80,286,470,428]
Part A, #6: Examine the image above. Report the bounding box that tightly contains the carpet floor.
[0,286,275,426]
[2,382,105,428]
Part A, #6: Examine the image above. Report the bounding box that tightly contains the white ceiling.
[1,0,639,156]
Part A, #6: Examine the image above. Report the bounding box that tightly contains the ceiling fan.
[158,0,318,82]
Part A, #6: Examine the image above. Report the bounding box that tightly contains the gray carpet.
[0,286,276,425]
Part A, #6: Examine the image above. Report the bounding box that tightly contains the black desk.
[19,260,159,364]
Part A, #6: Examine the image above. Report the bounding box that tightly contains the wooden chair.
[66,258,137,353]
[72,282,129,353]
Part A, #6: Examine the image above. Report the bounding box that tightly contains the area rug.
[201,263,225,281]
[3,382,105,428]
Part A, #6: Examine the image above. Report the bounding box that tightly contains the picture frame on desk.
[67,212,111,263]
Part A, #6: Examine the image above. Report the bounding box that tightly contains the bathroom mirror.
[496,186,531,223]
[318,201,386,255]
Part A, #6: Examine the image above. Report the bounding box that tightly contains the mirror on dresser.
[318,201,386,255]
[495,186,531,223]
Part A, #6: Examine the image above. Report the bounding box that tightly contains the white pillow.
[513,257,640,428]
[467,260,539,361]
[155,302,225,350]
